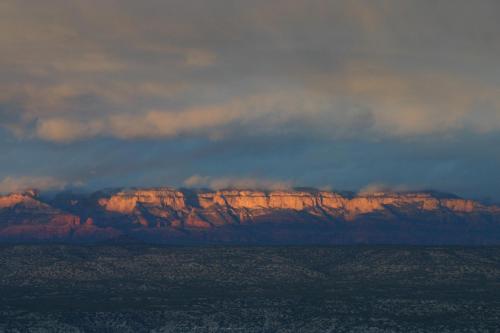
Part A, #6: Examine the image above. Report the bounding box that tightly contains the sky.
[1,0,500,200]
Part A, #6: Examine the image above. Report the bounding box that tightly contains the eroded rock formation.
[96,188,489,222]
[0,188,499,244]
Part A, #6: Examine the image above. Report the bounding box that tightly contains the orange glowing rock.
[96,188,495,220]
[1,187,499,244]
[99,188,186,213]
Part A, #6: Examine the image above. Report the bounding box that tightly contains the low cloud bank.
[183,175,293,191]
[0,176,70,194]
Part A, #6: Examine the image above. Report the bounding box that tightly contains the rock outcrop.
[0,190,45,209]
[96,188,490,222]
[1,187,499,244]
[98,189,186,214]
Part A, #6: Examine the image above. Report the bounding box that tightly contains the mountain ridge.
[1,187,499,244]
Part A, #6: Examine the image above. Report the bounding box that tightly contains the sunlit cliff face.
[1,188,499,244]
[97,188,485,221]
[0,190,43,209]
[98,189,187,214]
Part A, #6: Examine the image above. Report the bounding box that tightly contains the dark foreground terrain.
[0,246,499,332]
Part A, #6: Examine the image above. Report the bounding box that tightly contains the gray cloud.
[184,174,293,190]
[0,0,499,198]
[1,0,499,142]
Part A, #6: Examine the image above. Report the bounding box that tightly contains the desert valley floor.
[0,245,499,332]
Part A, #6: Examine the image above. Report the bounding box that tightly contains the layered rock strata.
[0,188,499,244]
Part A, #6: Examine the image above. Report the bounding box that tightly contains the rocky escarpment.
[0,190,117,242]
[1,188,499,244]
[95,188,490,223]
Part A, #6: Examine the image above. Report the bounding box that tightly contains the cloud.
[0,176,80,194]
[183,174,293,190]
[0,0,499,144]
[36,118,104,142]
[0,0,500,200]
[27,87,378,143]
[183,175,211,187]
[358,183,411,195]
[26,72,500,143]
[33,103,245,142]
[306,63,500,137]
[183,49,217,67]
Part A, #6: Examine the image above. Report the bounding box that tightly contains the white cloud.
[0,176,81,194]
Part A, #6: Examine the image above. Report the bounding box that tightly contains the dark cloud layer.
[1,0,499,199]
